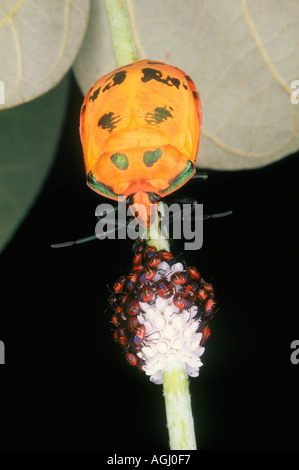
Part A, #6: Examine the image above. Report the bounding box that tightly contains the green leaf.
[0,0,89,109]
[73,0,299,169]
[0,74,70,253]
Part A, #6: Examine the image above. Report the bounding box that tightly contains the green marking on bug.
[145,106,173,125]
[87,172,122,199]
[110,153,129,170]
[160,160,195,194]
[143,148,162,167]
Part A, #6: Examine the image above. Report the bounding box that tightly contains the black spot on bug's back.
[192,91,200,100]
[89,86,101,102]
[81,104,86,114]
[98,112,121,133]
[103,70,127,92]
[141,68,180,89]
[145,106,173,126]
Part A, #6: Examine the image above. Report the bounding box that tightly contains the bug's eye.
[148,193,161,203]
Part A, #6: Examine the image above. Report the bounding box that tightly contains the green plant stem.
[104,3,196,450]
[146,208,196,450]
[162,362,197,450]
[103,0,138,67]
[144,202,170,251]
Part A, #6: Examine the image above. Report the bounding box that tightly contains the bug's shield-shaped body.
[80,59,202,227]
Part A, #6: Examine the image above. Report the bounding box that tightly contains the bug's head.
[129,192,161,227]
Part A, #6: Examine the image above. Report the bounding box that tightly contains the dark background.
[0,75,298,450]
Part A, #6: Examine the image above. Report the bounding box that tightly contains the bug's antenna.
[51,222,127,248]
[159,199,233,224]
[203,210,233,219]
[51,235,98,248]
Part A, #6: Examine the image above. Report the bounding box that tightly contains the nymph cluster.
[108,241,216,384]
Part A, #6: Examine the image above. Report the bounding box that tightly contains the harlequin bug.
[131,324,146,349]
[197,287,209,302]
[114,305,123,316]
[138,266,157,283]
[155,279,173,299]
[114,328,128,347]
[184,280,199,300]
[132,264,144,273]
[133,251,143,265]
[127,316,139,331]
[204,298,216,317]
[203,283,215,297]
[138,286,155,303]
[159,250,174,261]
[113,275,127,293]
[173,292,193,310]
[143,245,157,258]
[111,314,119,327]
[148,253,161,268]
[126,352,138,366]
[114,305,127,323]
[126,299,140,316]
[200,324,211,345]
[187,266,200,280]
[170,271,188,285]
[125,272,138,291]
[143,250,161,268]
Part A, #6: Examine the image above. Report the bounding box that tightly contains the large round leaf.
[0,0,89,109]
[73,0,299,169]
[0,75,70,252]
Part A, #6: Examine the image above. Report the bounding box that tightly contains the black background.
[0,75,298,450]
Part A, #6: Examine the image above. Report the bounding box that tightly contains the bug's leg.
[158,198,197,231]
[192,172,208,181]
[185,210,233,221]
[162,195,232,221]
[162,194,198,206]
[157,196,198,235]
[159,204,232,227]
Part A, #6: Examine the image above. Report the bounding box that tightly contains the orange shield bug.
[79,59,202,227]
